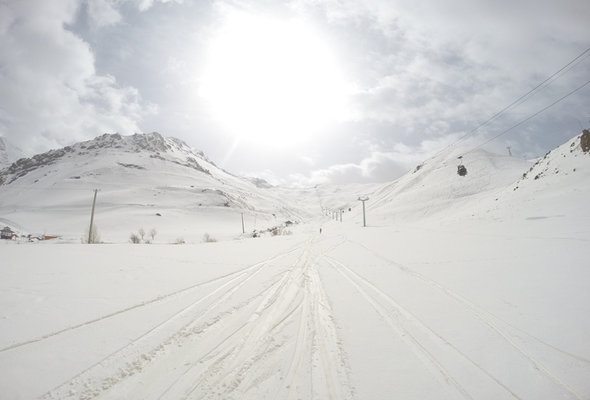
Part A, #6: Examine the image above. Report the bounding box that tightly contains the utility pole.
[241,212,245,234]
[507,146,512,157]
[88,189,98,244]
[358,196,369,227]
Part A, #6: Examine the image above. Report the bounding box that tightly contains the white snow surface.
[1,133,589,400]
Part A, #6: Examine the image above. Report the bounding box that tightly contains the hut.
[1,226,16,240]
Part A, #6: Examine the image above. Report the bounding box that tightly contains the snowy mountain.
[1,131,588,243]
[484,130,590,234]
[0,132,308,242]
[362,147,532,223]
[318,131,589,239]
[511,130,589,191]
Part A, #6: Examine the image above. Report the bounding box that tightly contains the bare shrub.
[175,237,186,245]
[270,226,292,236]
[202,233,217,243]
[129,232,141,244]
[138,227,146,242]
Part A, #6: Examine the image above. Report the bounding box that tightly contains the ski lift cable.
[429,46,590,160]
[466,51,590,135]
[462,78,590,156]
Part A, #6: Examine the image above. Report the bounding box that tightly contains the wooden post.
[88,189,98,244]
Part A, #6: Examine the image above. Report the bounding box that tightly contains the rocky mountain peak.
[0,132,210,185]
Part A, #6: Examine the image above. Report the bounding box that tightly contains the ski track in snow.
[0,241,306,355]
[41,241,308,400]
[324,256,522,400]
[334,237,586,400]
[158,239,318,400]
[40,235,355,400]
[0,226,586,400]
[324,256,475,400]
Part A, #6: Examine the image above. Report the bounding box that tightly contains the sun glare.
[199,13,351,148]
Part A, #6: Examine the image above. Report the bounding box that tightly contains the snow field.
[1,216,589,400]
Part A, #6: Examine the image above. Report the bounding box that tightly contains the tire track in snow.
[274,237,354,400]
[342,239,585,400]
[40,242,307,400]
[166,236,353,400]
[157,267,304,400]
[44,265,280,400]
[325,256,522,400]
[276,240,315,400]
[182,286,301,400]
[324,257,474,400]
[178,237,318,400]
[1,240,307,355]
[308,258,356,400]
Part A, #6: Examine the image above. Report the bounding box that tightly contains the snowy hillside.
[483,131,590,237]
[510,131,589,193]
[336,131,589,242]
[361,147,531,223]
[0,133,308,242]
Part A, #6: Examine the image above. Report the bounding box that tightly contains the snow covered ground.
[1,215,589,400]
[1,133,589,399]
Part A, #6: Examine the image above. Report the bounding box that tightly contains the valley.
[1,132,589,400]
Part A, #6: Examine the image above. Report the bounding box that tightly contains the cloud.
[0,0,155,154]
[1,0,587,186]
[85,0,185,24]
[128,0,184,12]
[86,0,122,27]
[293,0,590,156]
[288,133,468,186]
[288,148,414,186]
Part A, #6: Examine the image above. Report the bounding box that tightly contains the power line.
[463,78,590,155]
[429,46,590,159]
[471,48,589,129]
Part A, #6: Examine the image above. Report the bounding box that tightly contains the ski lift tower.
[358,196,369,227]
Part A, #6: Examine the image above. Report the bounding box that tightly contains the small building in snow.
[1,226,16,240]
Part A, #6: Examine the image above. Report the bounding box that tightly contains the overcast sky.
[1,0,589,185]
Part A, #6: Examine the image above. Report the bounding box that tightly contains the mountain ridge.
[0,132,213,185]
[1,131,588,242]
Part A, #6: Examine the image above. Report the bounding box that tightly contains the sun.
[199,12,351,148]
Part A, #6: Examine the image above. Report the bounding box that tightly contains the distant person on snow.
[319,228,322,234]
